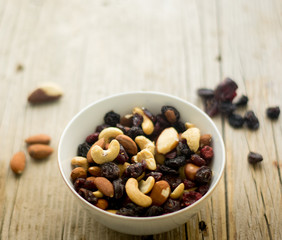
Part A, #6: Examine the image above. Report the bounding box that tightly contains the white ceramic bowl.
[58,91,225,235]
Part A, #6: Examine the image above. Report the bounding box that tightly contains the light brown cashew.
[71,156,89,170]
[98,127,124,143]
[133,107,154,135]
[125,178,152,207]
[170,183,185,199]
[138,176,155,194]
[117,162,130,177]
[135,136,155,155]
[185,122,195,129]
[91,139,120,164]
[181,127,201,153]
[136,149,156,170]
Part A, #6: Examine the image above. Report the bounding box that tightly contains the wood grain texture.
[0,0,281,239]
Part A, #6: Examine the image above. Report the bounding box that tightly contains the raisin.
[104,111,120,126]
[163,198,181,213]
[248,152,263,164]
[117,203,145,217]
[172,121,186,133]
[116,207,136,217]
[195,166,212,184]
[200,146,214,161]
[113,178,125,199]
[203,97,219,117]
[132,113,143,127]
[266,106,280,119]
[164,156,187,169]
[158,165,179,175]
[101,162,120,181]
[214,78,238,102]
[83,177,97,191]
[161,106,180,123]
[78,188,98,205]
[244,110,259,130]
[176,140,193,158]
[155,114,170,128]
[197,88,215,99]
[144,205,164,217]
[142,108,156,123]
[126,126,144,140]
[124,162,145,178]
[181,191,202,207]
[199,221,207,231]
[95,124,110,132]
[228,113,245,128]
[183,179,196,189]
[235,95,248,107]
[85,132,99,145]
[114,144,129,164]
[218,101,236,115]
[74,178,86,192]
[77,142,91,158]
[116,124,129,134]
[162,175,182,190]
[197,184,210,196]
[146,172,163,181]
[190,154,206,167]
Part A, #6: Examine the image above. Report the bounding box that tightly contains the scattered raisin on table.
[235,95,248,107]
[218,101,236,115]
[197,88,214,99]
[228,113,245,128]
[77,142,91,158]
[104,111,120,126]
[266,106,280,119]
[214,78,238,102]
[248,152,263,164]
[244,110,259,130]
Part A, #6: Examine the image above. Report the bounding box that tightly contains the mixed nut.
[70,106,214,217]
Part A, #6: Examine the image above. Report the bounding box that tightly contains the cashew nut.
[138,176,155,194]
[98,127,124,143]
[181,127,200,153]
[71,156,89,170]
[117,162,130,177]
[170,183,185,199]
[136,149,156,170]
[133,107,154,135]
[91,139,120,164]
[125,178,152,207]
[135,136,155,155]
[185,122,195,129]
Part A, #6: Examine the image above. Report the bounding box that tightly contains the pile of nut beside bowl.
[58,92,225,235]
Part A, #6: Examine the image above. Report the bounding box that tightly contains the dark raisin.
[181,191,202,207]
[200,146,214,161]
[195,166,212,184]
[101,162,120,181]
[164,156,187,169]
[266,106,280,119]
[248,152,263,164]
[116,207,136,217]
[113,178,125,199]
[163,198,181,213]
[104,111,120,126]
[228,113,245,128]
[132,113,143,127]
[235,95,248,107]
[214,78,238,102]
[190,154,206,167]
[77,142,91,158]
[197,88,214,99]
[156,114,170,128]
[85,132,99,145]
[116,124,129,134]
[244,110,259,130]
[144,205,164,217]
[146,172,163,181]
[197,184,210,196]
[95,124,110,132]
[161,106,180,123]
[172,121,186,133]
[124,162,145,178]
[117,203,145,217]
[203,97,219,117]
[74,178,86,192]
[78,188,98,205]
[199,221,207,231]
[114,144,129,164]
[183,179,196,189]
[218,101,236,115]
[177,139,193,158]
[142,108,156,123]
[162,175,182,190]
[83,177,97,191]
[158,165,179,175]
[126,126,144,140]
[165,150,177,159]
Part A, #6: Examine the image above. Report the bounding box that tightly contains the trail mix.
[70,106,214,217]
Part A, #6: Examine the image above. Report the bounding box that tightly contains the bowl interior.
[58,91,225,221]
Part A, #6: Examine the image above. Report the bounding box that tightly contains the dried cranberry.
[124,162,145,178]
[145,205,164,217]
[165,150,177,159]
[132,113,143,127]
[146,172,163,181]
[266,106,280,119]
[235,95,248,107]
[74,178,86,192]
[183,179,196,189]
[114,144,129,164]
[113,178,125,199]
[162,175,182,190]
[172,121,186,133]
[195,166,212,184]
[101,162,120,181]
[161,106,180,123]
[95,124,110,132]
[214,78,238,102]
[228,113,245,128]
[104,111,120,126]
[190,154,206,167]
[142,108,156,123]
[218,101,236,115]
[203,97,219,117]
[177,139,193,157]
[200,146,214,161]
[158,165,179,175]
[197,88,214,99]
[164,156,187,169]
[77,142,91,158]
[248,152,263,164]
[85,132,99,145]
[163,198,181,213]
[126,126,144,140]
[244,110,259,130]
[181,191,202,207]
[78,188,98,205]
[197,184,210,196]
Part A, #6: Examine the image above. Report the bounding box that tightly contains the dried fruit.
[77,142,91,158]
[197,88,214,99]
[164,156,187,169]
[195,166,212,184]
[218,101,236,115]
[181,191,202,207]
[244,110,259,130]
[101,162,120,181]
[104,111,120,126]
[85,132,99,145]
[132,113,143,127]
[114,144,129,164]
[144,205,164,217]
[10,151,26,174]
[83,177,97,191]
[73,178,86,192]
[266,106,280,119]
[161,106,180,123]
[228,113,245,128]
[163,198,181,213]
[235,95,248,107]
[190,154,206,167]
[214,78,238,102]
[113,178,125,199]
[200,146,214,161]
[248,152,263,164]
[126,126,144,140]
[78,188,98,205]
[124,162,145,179]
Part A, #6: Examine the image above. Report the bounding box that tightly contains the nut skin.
[71,167,87,181]
[116,135,138,155]
[184,163,200,181]
[94,177,114,197]
[27,144,53,159]
[88,166,102,177]
[150,180,171,206]
[95,199,109,210]
[10,151,26,174]
[25,134,51,144]
[156,127,179,155]
[200,134,212,147]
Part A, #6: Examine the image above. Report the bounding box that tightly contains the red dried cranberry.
[190,154,206,167]
[214,78,238,102]
[101,162,120,181]
[163,198,181,213]
[248,152,263,164]
[244,110,259,130]
[85,132,99,145]
[197,184,210,196]
[266,106,280,119]
[235,95,248,107]
[104,111,120,126]
[181,191,202,207]
[200,146,214,161]
[183,179,196,189]
[195,166,212,184]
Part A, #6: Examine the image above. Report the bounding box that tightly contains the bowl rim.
[58,91,225,221]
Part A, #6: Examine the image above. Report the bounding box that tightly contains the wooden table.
[0,0,281,239]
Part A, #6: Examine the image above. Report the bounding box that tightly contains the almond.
[94,177,114,197]
[25,134,51,144]
[27,144,53,159]
[10,151,26,174]
[88,166,102,177]
[150,180,171,206]
[95,199,108,210]
[71,167,87,181]
[156,127,179,154]
[116,135,138,155]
